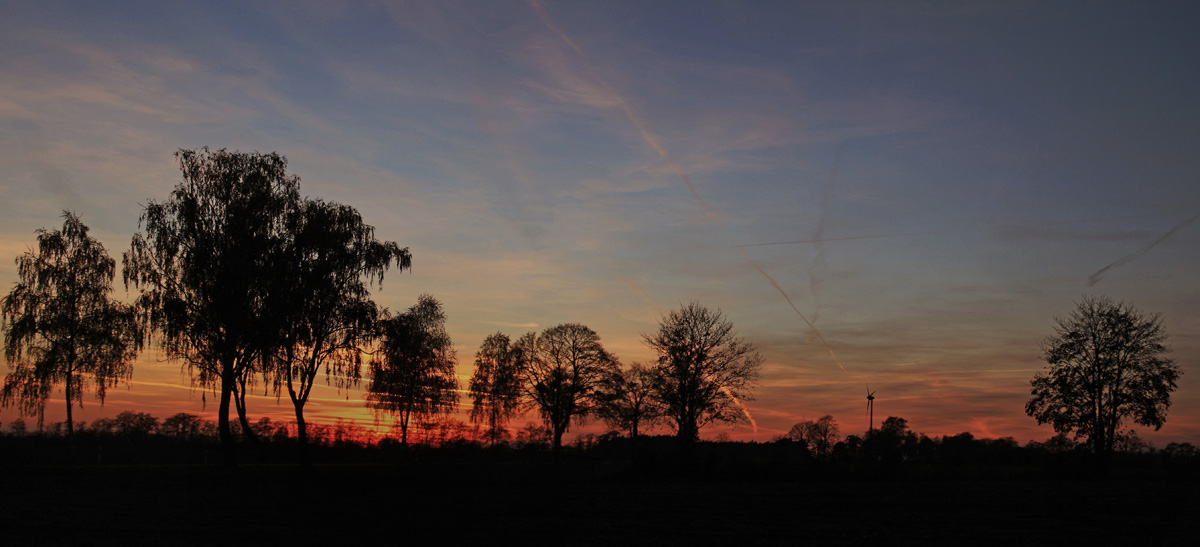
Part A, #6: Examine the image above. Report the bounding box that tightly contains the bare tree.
[517,323,616,453]
[788,415,840,459]
[468,332,524,446]
[2,211,141,434]
[365,295,459,445]
[644,302,763,449]
[594,362,663,440]
[1026,295,1180,466]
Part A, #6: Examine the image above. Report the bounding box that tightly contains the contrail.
[720,386,757,437]
[614,273,659,319]
[1088,213,1200,286]
[734,214,1166,248]
[737,247,851,375]
[527,0,714,213]
[806,142,844,316]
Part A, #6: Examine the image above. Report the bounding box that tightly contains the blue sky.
[2,0,1198,444]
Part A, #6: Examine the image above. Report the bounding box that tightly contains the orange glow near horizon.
[3,347,1192,448]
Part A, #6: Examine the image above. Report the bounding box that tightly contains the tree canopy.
[2,211,141,434]
[271,197,409,462]
[643,302,763,445]
[124,148,302,463]
[468,332,525,445]
[594,361,663,440]
[1026,295,1180,463]
[518,323,616,452]
[788,415,840,459]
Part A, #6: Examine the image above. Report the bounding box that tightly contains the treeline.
[2,148,1189,474]
[4,410,1199,478]
[1,148,766,467]
[0,411,556,450]
[777,414,1200,474]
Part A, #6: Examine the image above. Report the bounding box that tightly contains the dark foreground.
[2,460,1197,546]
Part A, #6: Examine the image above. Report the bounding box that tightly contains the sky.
[1,0,1198,445]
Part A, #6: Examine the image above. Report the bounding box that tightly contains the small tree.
[365,295,459,445]
[113,410,159,437]
[788,415,840,459]
[2,212,141,435]
[468,332,525,446]
[863,416,918,463]
[1026,296,1180,465]
[517,323,617,453]
[644,303,763,450]
[594,362,663,440]
[160,412,204,440]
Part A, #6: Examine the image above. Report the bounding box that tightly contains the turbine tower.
[866,385,876,432]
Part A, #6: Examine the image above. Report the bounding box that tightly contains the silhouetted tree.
[643,303,763,450]
[863,416,918,464]
[514,422,551,450]
[788,415,840,459]
[113,410,159,437]
[594,362,663,440]
[124,148,301,464]
[468,332,524,446]
[160,412,204,440]
[517,323,617,453]
[2,211,141,435]
[271,198,409,464]
[1026,296,1180,466]
[365,295,459,445]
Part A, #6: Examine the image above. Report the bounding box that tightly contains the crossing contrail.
[733,214,1166,248]
[527,0,713,213]
[809,142,845,299]
[737,247,851,375]
[1088,213,1199,286]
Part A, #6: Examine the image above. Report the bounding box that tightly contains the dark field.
[3,459,1197,546]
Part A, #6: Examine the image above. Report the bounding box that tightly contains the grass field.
[3,460,1197,546]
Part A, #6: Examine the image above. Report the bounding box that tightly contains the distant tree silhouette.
[160,412,204,440]
[113,410,159,437]
[1162,442,1198,460]
[468,332,524,446]
[643,303,762,452]
[516,323,617,454]
[366,295,459,445]
[2,211,142,434]
[513,422,551,450]
[862,416,918,464]
[124,148,301,464]
[1026,296,1180,466]
[271,198,409,464]
[594,361,663,440]
[788,415,840,459]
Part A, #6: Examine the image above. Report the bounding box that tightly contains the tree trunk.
[552,421,566,464]
[64,372,74,436]
[233,383,260,447]
[294,398,309,468]
[218,368,236,467]
[677,416,697,473]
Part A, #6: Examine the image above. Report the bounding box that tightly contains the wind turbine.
[866,385,876,433]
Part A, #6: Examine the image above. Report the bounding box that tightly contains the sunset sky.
[2,1,1198,445]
